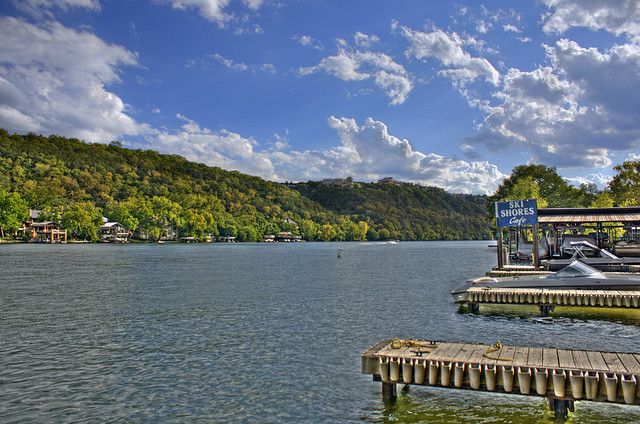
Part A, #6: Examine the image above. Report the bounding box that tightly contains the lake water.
[1,241,639,423]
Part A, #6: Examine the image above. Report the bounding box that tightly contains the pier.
[362,339,640,418]
[456,287,640,316]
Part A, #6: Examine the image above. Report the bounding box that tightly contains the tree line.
[0,130,638,242]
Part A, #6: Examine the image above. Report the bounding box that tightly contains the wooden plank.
[466,344,488,364]
[528,347,543,367]
[451,344,476,362]
[617,353,640,374]
[543,348,559,368]
[572,350,591,370]
[602,352,627,373]
[512,347,529,367]
[557,349,575,369]
[586,351,609,372]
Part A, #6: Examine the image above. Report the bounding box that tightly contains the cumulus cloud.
[146,115,505,194]
[468,38,640,168]
[148,114,277,178]
[543,0,640,39]
[566,173,613,188]
[299,41,413,105]
[399,25,501,86]
[164,0,266,28]
[0,17,146,142]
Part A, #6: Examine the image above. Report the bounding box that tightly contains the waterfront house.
[99,222,129,243]
[263,234,275,242]
[30,221,67,243]
[275,232,302,242]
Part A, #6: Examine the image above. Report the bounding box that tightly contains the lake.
[1,241,639,423]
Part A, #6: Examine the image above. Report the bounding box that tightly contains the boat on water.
[543,241,640,271]
[451,260,640,301]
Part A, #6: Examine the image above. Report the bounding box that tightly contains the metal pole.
[532,224,540,269]
[497,229,504,269]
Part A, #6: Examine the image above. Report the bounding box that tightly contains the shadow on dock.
[457,304,640,326]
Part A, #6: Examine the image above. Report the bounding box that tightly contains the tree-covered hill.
[287,180,492,240]
[0,130,493,241]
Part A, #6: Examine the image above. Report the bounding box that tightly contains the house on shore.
[99,222,129,243]
[30,221,67,243]
[17,209,67,243]
[275,231,302,242]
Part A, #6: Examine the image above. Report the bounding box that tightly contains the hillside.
[0,130,492,241]
[288,180,491,240]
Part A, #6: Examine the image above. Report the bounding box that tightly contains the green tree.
[491,165,592,208]
[506,176,549,208]
[0,191,29,237]
[610,161,640,206]
[60,201,103,241]
[590,191,614,208]
[319,223,337,241]
[105,200,139,232]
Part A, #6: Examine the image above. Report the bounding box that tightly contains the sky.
[1,0,640,195]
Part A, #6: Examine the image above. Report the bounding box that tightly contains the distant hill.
[288,179,491,240]
[0,130,492,241]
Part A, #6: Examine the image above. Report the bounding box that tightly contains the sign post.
[494,199,539,268]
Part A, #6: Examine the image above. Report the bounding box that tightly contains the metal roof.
[538,207,640,224]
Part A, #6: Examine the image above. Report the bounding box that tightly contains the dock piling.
[381,382,397,403]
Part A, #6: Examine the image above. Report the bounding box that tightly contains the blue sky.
[1,0,639,194]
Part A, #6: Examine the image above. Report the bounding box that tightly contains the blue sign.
[495,199,538,227]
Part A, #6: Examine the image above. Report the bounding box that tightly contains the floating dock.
[456,288,640,315]
[362,339,640,417]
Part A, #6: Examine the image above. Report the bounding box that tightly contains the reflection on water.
[1,242,639,423]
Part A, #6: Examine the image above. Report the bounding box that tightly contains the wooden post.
[381,382,397,403]
[497,229,504,269]
[532,224,540,269]
[548,398,572,419]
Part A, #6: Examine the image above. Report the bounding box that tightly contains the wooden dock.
[456,287,640,316]
[362,339,640,417]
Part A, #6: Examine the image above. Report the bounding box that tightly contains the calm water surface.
[1,242,639,423]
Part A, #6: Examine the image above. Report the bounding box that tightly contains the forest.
[0,130,638,242]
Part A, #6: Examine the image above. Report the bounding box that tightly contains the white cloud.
[354,32,380,48]
[148,114,277,178]
[242,0,263,10]
[211,53,249,71]
[210,53,277,74]
[503,24,521,33]
[0,17,147,142]
[566,173,613,188]
[517,36,532,43]
[152,107,161,114]
[165,0,266,28]
[145,115,505,194]
[627,152,640,161]
[468,38,640,168]
[299,41,413,105]
[13,0,100,17]
[543,0,640,39]
[399,25,501,87]
[293,34,323,50]
[167,0,232,26]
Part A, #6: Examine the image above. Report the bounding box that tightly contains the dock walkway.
[362,339,640,416]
